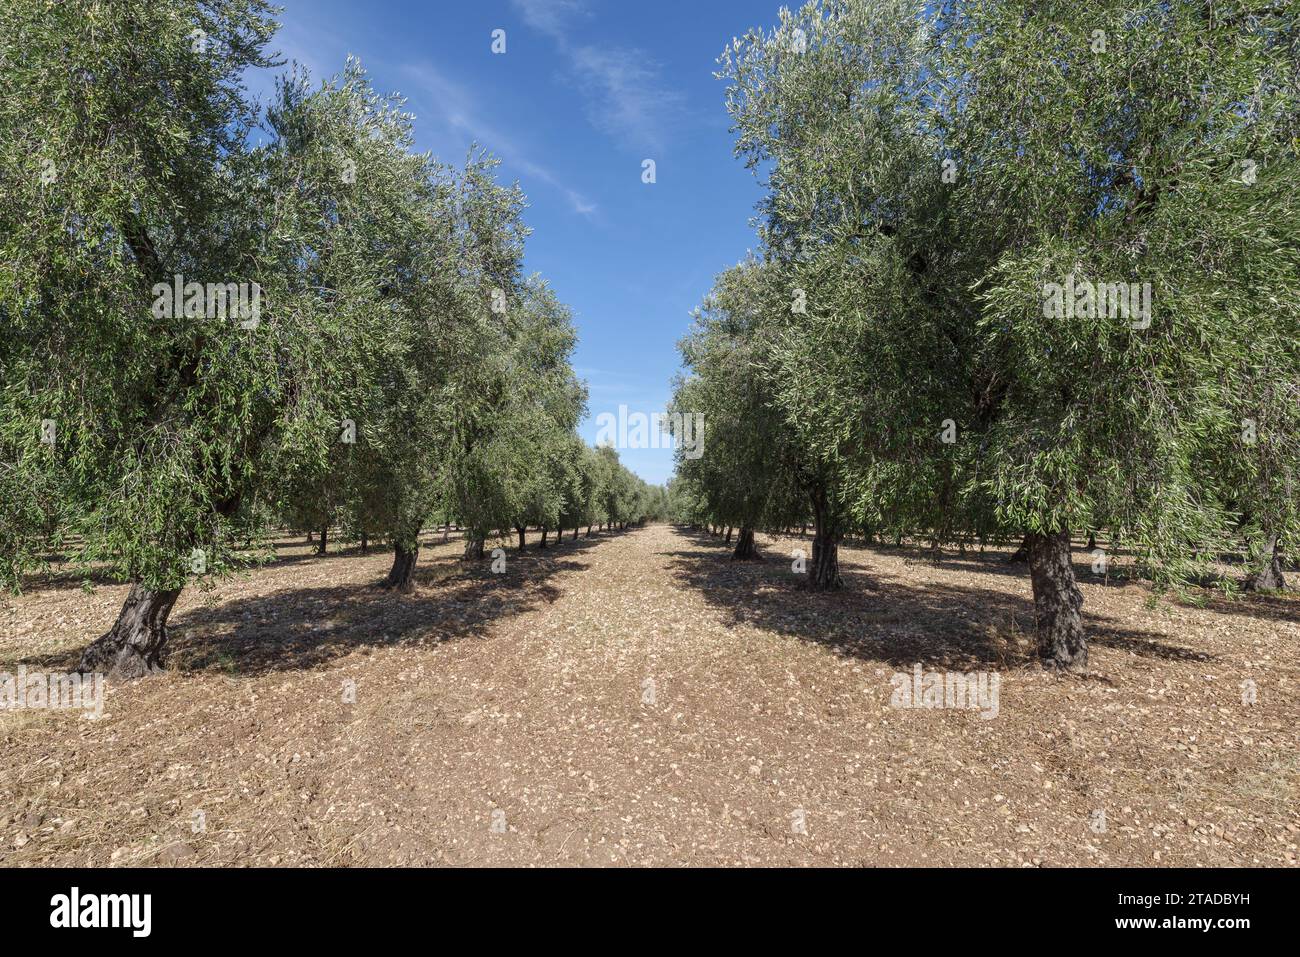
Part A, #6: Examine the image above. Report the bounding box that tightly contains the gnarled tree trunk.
[1245,533,1286,592]
[316,524,328,556]
[809,535,842,590]
[463,535,485,561]
[382,542,419,592]
[732,526,760,560]
[516,524,526,550]
[1027,530,1087,669]
[808,489,843,591]
[540,527,549,549]
[78,583,181,680]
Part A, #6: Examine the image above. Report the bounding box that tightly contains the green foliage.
[0,0,630,604]
[692,0,1300,589]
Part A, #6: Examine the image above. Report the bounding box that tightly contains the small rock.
[158,843,196,864]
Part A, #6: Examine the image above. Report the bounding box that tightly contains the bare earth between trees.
[2,525,1297,867]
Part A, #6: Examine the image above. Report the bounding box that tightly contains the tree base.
[808,535,843,591]
[1244,536,1286,592]
[731,527,761,561]
[1027,531,1087,669]
[381,545,418,592]
[1244,562,1286,592]
[77,583,181,680]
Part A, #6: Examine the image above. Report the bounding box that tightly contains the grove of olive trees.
[0,0,660,677]
[670,0,1299,669]
[1,0,1297,889]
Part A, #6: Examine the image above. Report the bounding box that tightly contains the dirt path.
[2,525,1297,866]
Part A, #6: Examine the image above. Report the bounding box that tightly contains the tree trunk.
[1007,535,1030,563]
[316,524,328,556]
[360,530,368,554]
[1027,530,1087,669]
[540,527,549,549]
[809,490,843,591]
[1086,530,1097,551]
[516,524,526,550]
[810,535,842,590]
[1245,533,1286,591]
[725,526,733,544]
[306,530,313,544]
[442,524,450,543]
[382,542,419,592]
[586,524,592,537]
[732,526,760,561]
[573,527,579,540]
[78,583,182,680]
[463,535,485,561]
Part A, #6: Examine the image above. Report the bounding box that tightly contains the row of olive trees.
[0,0,660,677]
[668,0,1299,670]
[282,425,664,585]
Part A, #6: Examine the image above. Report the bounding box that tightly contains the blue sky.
[253,0,781,484]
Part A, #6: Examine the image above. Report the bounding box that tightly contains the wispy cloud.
[510,0,684,154]
[513,0,587,35]
[400,62,598,218]
[261,11,596,218]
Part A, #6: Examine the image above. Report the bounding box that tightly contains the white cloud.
[513,0,588,35]
[400,62,598,218]
[257,10,596,218]
[510,0,684,153]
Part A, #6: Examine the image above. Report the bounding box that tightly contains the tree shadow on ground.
[664,530,1210,672]
[1173,590,1300,626]
[156,535,606,677]
[924,552,1124,584]
[891,544,1298,626]
[17,529,481,592]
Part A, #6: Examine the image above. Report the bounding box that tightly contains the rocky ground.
[2,524,1296,866]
